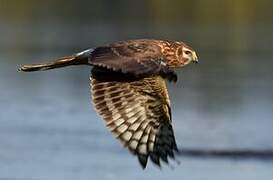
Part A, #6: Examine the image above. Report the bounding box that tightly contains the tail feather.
[19,49,93,72]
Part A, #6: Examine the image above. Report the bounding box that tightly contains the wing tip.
[138,154,148,169]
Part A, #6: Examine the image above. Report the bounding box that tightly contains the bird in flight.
[19,39,198,168]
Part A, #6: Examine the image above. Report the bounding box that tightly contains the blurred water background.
[0,0,273,179]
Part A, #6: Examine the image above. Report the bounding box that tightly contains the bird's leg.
[160,66,178,82]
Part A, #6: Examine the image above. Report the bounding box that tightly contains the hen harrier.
[19,39,198,168]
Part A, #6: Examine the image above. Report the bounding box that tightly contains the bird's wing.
[90,74,178,168]
[89,41,177,82]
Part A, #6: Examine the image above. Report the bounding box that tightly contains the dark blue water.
[1,47,273,179]
[0,9,273,178]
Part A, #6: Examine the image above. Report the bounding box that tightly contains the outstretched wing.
[89,40,177,82]
[90,71,178,168]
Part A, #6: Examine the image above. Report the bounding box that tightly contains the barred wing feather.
[90,75,178,168]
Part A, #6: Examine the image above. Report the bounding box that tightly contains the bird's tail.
[19,49,94,72]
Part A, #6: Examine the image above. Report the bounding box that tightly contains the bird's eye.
[184,50,191,55]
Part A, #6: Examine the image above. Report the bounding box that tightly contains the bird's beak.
[192,52,198,64]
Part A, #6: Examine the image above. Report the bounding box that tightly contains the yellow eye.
[184,50,192,55]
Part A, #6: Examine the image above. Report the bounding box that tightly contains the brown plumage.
[19,39,198,168]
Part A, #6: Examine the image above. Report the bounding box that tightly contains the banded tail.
[19,49,94,72]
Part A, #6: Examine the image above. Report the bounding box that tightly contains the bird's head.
[176,43,198,67]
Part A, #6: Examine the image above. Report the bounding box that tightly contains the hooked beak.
[192,52,198,64]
